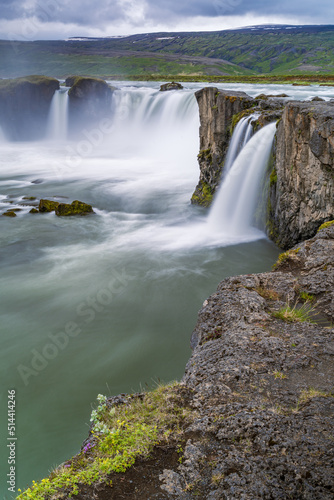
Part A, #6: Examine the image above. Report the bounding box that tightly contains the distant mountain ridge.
[1,24,334,78]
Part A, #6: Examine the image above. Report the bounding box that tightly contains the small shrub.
[272,301,316,323]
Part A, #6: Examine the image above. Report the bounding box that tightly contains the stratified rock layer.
[192,87,254,206]
[270,101,334,248]
[193,88,334,247]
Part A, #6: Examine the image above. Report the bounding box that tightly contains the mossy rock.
[0,75,60,141]
[39,199,60,212]
[0,75,59,94]
[55,200,94,216]
[2,210,17,217]
[160,82,184,92]
[191,181,214,207]
[67,77,112,99]
[29,208,39,214]
[269,168,278,186]
[317,220,334,232]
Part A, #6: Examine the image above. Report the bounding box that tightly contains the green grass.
[17,383,192,500]
[272,301,316,323]
[1,26,334,79]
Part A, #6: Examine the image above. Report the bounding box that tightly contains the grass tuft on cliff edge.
[17,382,193,499]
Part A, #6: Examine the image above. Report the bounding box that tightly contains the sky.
[0,0,333,41]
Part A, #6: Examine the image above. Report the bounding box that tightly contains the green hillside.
[1,25,334,79]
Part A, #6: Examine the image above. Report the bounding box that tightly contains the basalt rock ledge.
[192,88,334,249]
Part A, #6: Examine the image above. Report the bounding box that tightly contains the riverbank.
[102,75,334,85]
[18,221,334,499]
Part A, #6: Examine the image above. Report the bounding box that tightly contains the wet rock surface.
[0,75,59,140]
[192,88,334,248]
[160,82,184,91]
[191,87,254,207]
[67,76,114,136]
[270,101,334,249]
[55,200,94,216]
[69,226,333,499]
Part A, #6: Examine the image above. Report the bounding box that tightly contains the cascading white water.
[111,88,197,129]
[208,122,276,235]
[47,89,69,141]
[242,114,259,147]
[223,114,259,175]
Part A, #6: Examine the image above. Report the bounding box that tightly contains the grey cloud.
[0,0,332,28]
[144,0,333,23]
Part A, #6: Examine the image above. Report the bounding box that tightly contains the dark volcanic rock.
[269,101,334,248]
[160,82,184,91]
[2,210,17,217]
[193,88,334,248]
[191,87,254,206]
[67,76,114,136]
[55,200,94,216]
[169,224,334,499]
[39,199,60,212]
[0,75,59,140]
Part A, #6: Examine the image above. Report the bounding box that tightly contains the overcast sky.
[0,0,333,40]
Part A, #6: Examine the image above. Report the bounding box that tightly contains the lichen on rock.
[55,200,94,216]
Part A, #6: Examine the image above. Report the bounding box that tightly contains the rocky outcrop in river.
[67,76,115,136]
[0,75,59,140]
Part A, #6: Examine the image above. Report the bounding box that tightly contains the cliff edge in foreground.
[18,222,334,500]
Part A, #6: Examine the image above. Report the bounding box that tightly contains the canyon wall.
[191,87,254,206]
[193,88,334,249]
[269,101,334,248]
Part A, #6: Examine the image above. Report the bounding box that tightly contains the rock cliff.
[191,87,254,206]
[269,101,334,248]
[0,75,59,140]
[19,223,334,499]
[192,88,334,248]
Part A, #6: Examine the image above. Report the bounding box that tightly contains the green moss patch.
[191,181,214,207]
[17,383,193,500]
[272,247,301,270]
[317,220,334,232]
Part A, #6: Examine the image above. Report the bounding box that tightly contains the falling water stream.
[46,89,69,141]
[2,81,332,496]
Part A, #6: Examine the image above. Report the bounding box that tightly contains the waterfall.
[111,88,197,128]
[223,114,259,175]
[108,88,199,165]
[208,123,276,235]
[47,89,69,141]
